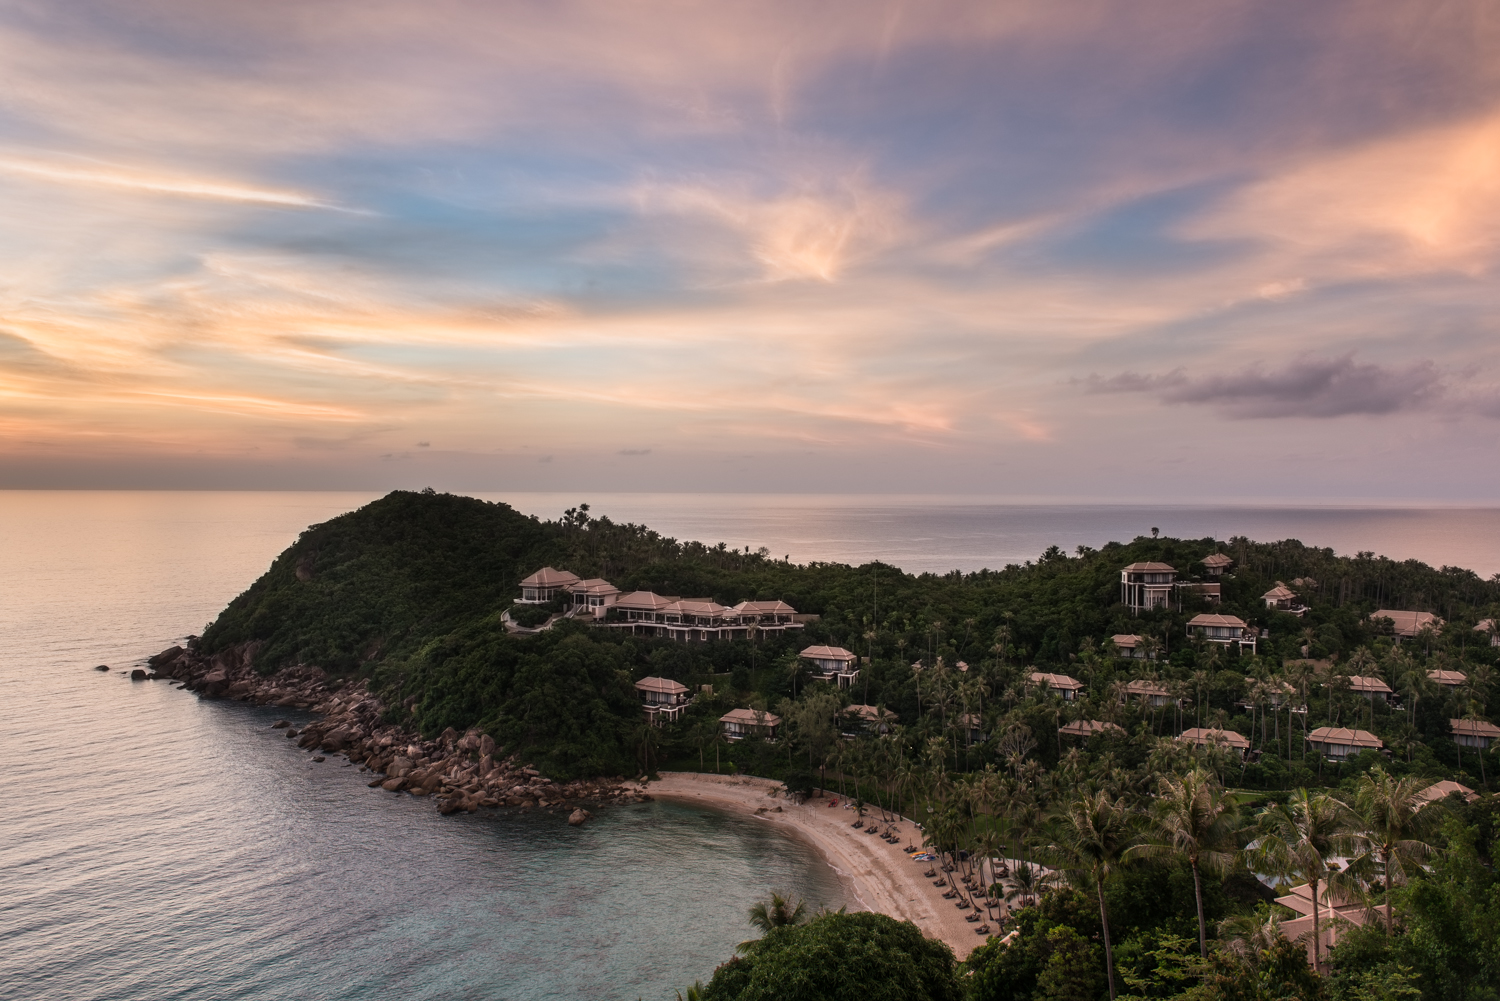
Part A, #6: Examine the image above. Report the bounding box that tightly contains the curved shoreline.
[644,772,991,959]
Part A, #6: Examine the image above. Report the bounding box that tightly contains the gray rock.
[479,734,496,757]
[93,665,110,672]
[386,756,414,778]
[130,669,148,681]
[568,808,591,826]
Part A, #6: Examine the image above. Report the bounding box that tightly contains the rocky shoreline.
[141,641,645,820]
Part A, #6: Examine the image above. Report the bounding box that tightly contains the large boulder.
[129,669,148,681]
[320,727,354,752]
[568,808,592,826]
[479,734,496,757]
[200,669,229,696]
[148,646,184,669]
[385,756,414,778]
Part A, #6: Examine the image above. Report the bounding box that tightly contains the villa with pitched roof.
[1030,671,1085,700]
[1428,668,1466,690]
[721,707,781,741]
[1110,634,1151,659]
[518,567,581,603]
[1275,882,1368,970]
[843,704,898,737]
[635,676,692,725]
[1122,679,1177,708]
[569,578,621,618]
[1201,553,1233,576]
[1178,727,1250,759]
[1371,609,1442,638]
[1307,726,1383,760]
[801,645,859,688]
[1476,620,1500,647]
[1348,675,1395,703]
[1186,613,1257,653]
[1121,562,1176,613]
[1059,719,1123,738]
[1415,780,1478,807]
[1452,718,1500,750]
[1261,583,1305,616]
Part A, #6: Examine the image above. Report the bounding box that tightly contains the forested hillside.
[200,490,1500,783]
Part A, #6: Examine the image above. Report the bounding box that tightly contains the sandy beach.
[645,771,997,960]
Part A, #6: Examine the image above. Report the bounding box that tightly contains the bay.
[0,492,847,1001]
[4,489,1497,1000]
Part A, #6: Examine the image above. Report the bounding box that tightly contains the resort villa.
[1275,882,1369,970]
[1371,609,1443,639]
[1201,553,1234,576]
[1121,562,1176,614]
[843,704,898,737]
[1476,620,1500,647]
[1428,669,1467,690]
[1261,583,1305,616]
[1059,719,1123,738]
[1110,634,1152,660]
[1122,679,1177,708]
[1348,675,1396,703]
[635,676,692,725]
[1452,718,1500,750]
[1178,727,1251,759]
[1307,726,1384,761]
[513,567,803,642]
[1186,613,1257,653]
[721,708,781,741]
[801,645,860,688]
[1029,671,1085,701]
[1415,780,1479,807]
[517,567,581,603]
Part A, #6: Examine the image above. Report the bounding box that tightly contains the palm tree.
[1346,767,1439,935]
[1126,769,1241,957]
[738,891,807,953]
[1003,859,1053,912]
[1046,790,1134,1000]
[1252,788,1354,972]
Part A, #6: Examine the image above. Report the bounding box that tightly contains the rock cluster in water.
[142,642,647,819]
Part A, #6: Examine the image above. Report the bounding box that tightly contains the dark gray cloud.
[1085,354,1446,418]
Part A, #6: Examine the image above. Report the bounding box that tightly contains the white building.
[1120,562,1176,614]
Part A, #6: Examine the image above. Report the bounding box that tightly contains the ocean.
[3,490,1497,1000]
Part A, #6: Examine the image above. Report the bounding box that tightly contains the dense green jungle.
[201,490,1500,1000]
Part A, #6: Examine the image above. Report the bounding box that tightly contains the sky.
[3,1,1500,499]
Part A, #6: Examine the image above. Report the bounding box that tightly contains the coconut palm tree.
[738,891,808,953]
[1252,788,1354,972]
[1004,859,1054,911]
[1346,767,1439,935]
[1045,790,1135,1000]
[1126,769,1241,957]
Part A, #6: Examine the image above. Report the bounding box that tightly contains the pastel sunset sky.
[4,1,1500,498]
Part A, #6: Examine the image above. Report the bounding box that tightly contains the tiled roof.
[1371,609,1442,637]
[520,566,581,587]
[1452,718,1500,738]
[1110,634,1142,648]
[634,676,689,695]
[1187,613,1248,628]
[1201,553,1233,567]
[1347,675,1393,694]
[1030,671,1084,690]
[1415,780,1478,806]
[1178,727,1250,749]
[800,645,856,662]
[721,708,781,726]
[1059,719,1122,736]
[1428,669,1467,685]
[1307,726,1383,748]
[846,704,898,722]
[1122,562,1176,571]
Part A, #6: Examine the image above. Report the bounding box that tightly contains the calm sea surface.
[0,492,848,1001]
[3,491,1498,1000]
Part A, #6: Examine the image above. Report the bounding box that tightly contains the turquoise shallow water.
[0,492,848,1001]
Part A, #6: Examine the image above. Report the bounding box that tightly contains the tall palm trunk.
[1096,873,1117,1000]
[1311,875,1322,971]
[1384,853,1394,935]
[1191,857,1207,958]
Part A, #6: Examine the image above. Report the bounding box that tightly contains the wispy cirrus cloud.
[0,155,359,211]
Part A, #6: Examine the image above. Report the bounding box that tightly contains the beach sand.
[644,771,996,960]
